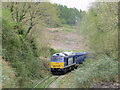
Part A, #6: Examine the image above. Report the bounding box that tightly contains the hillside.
[1,1,119,89]
[46,25,88,51]
[1,58,18,88]
[50,56,119,88]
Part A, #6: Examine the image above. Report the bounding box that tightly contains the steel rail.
[32,74,52,89]
[44,76,59,89]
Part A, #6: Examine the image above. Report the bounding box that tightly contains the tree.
[53,4,84,25]
[78,2,118,59]
[3,2,61,37]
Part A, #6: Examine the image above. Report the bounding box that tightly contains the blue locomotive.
[50,51,88,74]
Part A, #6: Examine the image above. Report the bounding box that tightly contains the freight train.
[50,51,88,74]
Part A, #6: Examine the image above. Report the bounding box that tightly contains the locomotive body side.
[63,55,76,73]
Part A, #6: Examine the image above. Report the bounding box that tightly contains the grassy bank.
[57,55,118,88]
[74,55,118,88]
[2,9,59,88]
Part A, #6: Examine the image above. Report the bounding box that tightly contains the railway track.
[32,68,78,89]
[32,74,59,89]
[44,76,59,89]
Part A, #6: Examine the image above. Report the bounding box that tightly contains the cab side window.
[73,56,75,63]
[66,58,68,65]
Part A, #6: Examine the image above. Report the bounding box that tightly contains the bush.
[2,10,50,88]
[77,2,118,60]
[74,55,118,88]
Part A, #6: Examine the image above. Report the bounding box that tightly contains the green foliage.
[3,2,61,37]
[78,2,118,59]
[53,4,83,25]
[2,59,19,88]
[36,76,57,88]
[74,56,118,88]
[2,9,52,88]
[74,3,118,88]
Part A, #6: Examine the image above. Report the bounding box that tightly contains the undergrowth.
[74,55,118,88]
[2,10,57,88]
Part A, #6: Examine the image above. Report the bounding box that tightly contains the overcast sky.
[50,0,95,11]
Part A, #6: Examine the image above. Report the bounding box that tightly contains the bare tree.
[3,2,59,37]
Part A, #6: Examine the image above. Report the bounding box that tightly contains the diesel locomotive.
[50,51,88,74]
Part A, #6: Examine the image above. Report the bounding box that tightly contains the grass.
[36,76,57,88]
[49,24,76,33]
[53,30,59,32]
[59,50,86,53]
[2,60,19,88]
[2,9,56,88]
[57,73,75,88]
[62,29,73,32]
[56,55,118,88]
[61,26,76,33]
[62,24,76,29]
[74,55,118,88]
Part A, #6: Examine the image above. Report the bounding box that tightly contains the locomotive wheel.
[69,67,71,72]
[71,66,74,70]
[52,72,55,75]
[75,66,78,69]
[71,67,73,70]
[63,69,67,74]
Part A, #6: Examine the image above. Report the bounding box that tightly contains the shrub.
[77,2,118,60]
[2,10,50,88]
[74,55,118,88]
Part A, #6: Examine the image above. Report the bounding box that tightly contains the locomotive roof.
[52,51,75,57]
[76,52,87,55]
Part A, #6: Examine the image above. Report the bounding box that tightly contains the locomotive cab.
[51,53,65,73]
[51,51,76,74]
